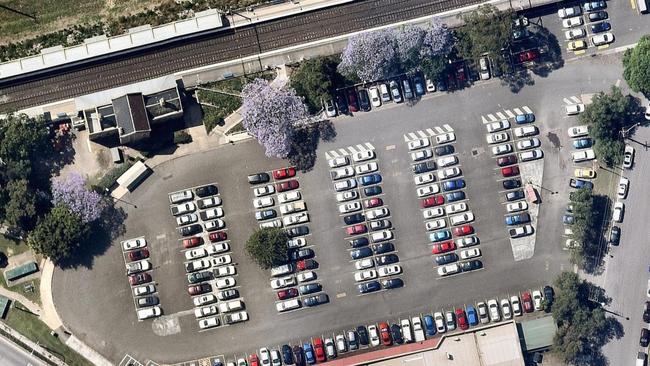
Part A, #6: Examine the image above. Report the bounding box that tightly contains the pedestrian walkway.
[39,259,63,330]
[228,0,354,28]
[0,284,42,316]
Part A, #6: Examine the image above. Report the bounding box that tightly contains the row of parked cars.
[247,168,330,312]
[122,236,162,321]
[221,286,554,366]
[328,148,405,293]
[170,185,249,330]
[559,1,614,52]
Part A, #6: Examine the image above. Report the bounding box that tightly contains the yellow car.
[574,168,596,179]
[568,40,587,51]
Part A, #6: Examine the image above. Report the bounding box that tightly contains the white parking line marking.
[338,148,348,156]
[435,126,445,134]
[522,106,533,114]
[365,143,375,150]
[571,96,582,103]
[356,144,366,151]
[513,108,523,115]
[156,234,166,240]
[330,151,339,158]
[505,110,516,118]
[496,112,507,120]
[426,128,436,135]
[487,114,498,122]
[386,145,396,150]
[336,292,347,298]
[417,130,428,138]
[563,98,573,105]
[408,132,418,141]
[443,124,454,132]
[348,146,358,154]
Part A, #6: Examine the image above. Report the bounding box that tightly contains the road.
[0,335,47,366]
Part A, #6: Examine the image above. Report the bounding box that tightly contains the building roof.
[143,87,183,119]
[112,93,151,136]
[519,316,557,352]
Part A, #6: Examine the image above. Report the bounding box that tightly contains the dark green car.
[187,270,213,284]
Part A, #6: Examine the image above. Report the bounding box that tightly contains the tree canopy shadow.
[288,120,337,172]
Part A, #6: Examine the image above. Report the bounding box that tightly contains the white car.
[511,295,523,316]
[568,125,589,137]
[592,32,614,46]
[297,271,316,283]
[408,138,431,150]
[176,213,198,226]
[414,173,436,185]
[623,144,635,169]
[368,325,380,346]
[506,201,528,212]
[270,276,296,289]
[214,265,236,278]
[617,177,629,199]
[278,191,301,204]
[411,316,425,342]
[492,143,512,155]
[487,120,510,132]
[185,248,208,261]
[437,156,458,167]
[514,126,538,138]
[449,212,474,226]
[501,298,513,320]
[558,6,581,18]
[369,87,381,107]
[259,348,271,365]
[437,263,459,276]
[330,166,355,180]
[253,196,274,208]
[133,284,155,296]
[532,290,543,310]
[564,28,586,40]
[433,312,446,333]
[201,208,224,220]
[460,248,481,259]
[215,276,236,289]
[366,208,389,220]
[198,316,220,329]
[562,16,583,28]
[328,156,349,168]
[355,162,378,174]
[572,149,595,162]
[612,201,624,223]
[136,306,162,320]
[445,312,456,331]
[435,133,456,144]
[423,207,445,219]
[425,219,447,231]
[254,184,275,197]
[338,201,361,214]
[355,258,374,270]
[400,319,413,343]
[198,197,221,209]
[487,299,501,322]
[445,202,467,214]
[280,202,306,215]
[456,236,479,248]
[287,237,306,249]
[194,305,218,318]
[510,224,534,238]
[210,255,232,267]
[516,138,540,150]
[352,150,375,162]
[218,299,244,313]
[411,149,433,161]
[259,219,282,229]
[565,103,585,115]
[283,212,310,226]
[334,178,357,192]
[122,237,146,251]
[371,230,392,242]
[193,294,217,306]
[336,191,358,202]
[520,149,543,161]
[426,78,436,92]
[417,184,440,197]
[276,299,301,312]
[437,167,461,180]
[354,269,378,282]
[486,132,509,144]
[170,202,196,216]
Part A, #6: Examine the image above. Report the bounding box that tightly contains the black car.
[255,209,277,221]
[543,285,554,306]
[293,345,305,366]
[641,328,650,347]
[502,179,522,190]
[459,260,482,272]
[291,248,314,261]
[281,345,293,364]
[358,89,371,112]
[413,75,426,96]
[247,172,270,184]
[413,161,436,174]
[179,224,202,237]
[506,190,525,201]
[344,213,365,225]
[195,184,218,197]
[435,253,458,265]
[644,302,650,323]
[358,280,381,294]
[188,270,213,284]
[304,293,329,307]
[588,10,608,21]
[591,21,611,33]
[299,283,322,295]
[376,254,399,265]
[372,242,394,254]
[350,247,373,260]
[335,93,349,115]
[390,324,404,344]
[217,289,239,301]
[348,330,359,350]
[349,237,369,248]
[364,186,382,196]
[287,226,309,238]
[609,226,620,246]
[357,326,370,345]
[434,145,455,156]
[136,295,159,308]
[382,278,404,289]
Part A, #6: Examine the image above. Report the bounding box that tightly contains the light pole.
[620,123,640,140]
[104,188,137,208]
[527,179,558,195]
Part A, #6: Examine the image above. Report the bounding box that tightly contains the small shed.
[518,316,557,352]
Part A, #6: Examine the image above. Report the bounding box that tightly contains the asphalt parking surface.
[51,49,633,363]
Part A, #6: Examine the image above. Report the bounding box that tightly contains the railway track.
[0,0,484,112]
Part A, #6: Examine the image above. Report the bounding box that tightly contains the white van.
[379,83,391,103]
[169,190,193,204]
[271,263,294,277]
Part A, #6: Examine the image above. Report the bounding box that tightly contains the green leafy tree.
[3,179,38,230]
[28,204,89,264]
[568,188,595,266]
[578,86,638,166]
[623,35,650,95]
[290,56,342,113]
[0,114,53,183]
[245,228,289,269]
[420,55,450,83]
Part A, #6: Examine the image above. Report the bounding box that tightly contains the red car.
[497,155,518,167]
[128,272,151,286]
[277,288,298,300]
[453,225,474,237]
[432,241,456,254]
[297,259,317,271]
[346,224,367,235]
[365,197,383,208]
[273,167,296,180]
[127,248,149,262]
[182,236,202,249]
[455,308,469,330]
[522,292,534,313]
[313,338,326,362]
[518,50,538,63]
[276,180,299,192]
[378,322,392,346]
[346,88,359,112]
[249,354,259,366]
[188,283,212,296]
[421,195,444,208]
[501,166,520,177]
[209,231,227,242]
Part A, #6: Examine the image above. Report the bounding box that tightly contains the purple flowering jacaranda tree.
[338,28,399,82]
[51,173,105,223]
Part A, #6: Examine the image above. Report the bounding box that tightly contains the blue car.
[466,306,478,326]
[505,213,531,225]
[445,191,465,202]
[570,179,594,190]
[572,138,592,149]
[358,280,381,294]
[591,21,611,33]
[515,113,535,124]
[442,179,466,192]
[303,342,315,365]
[350,247,373,260]
[429,230,451,242]
[423,314,436,336]
[358,174,382,186]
